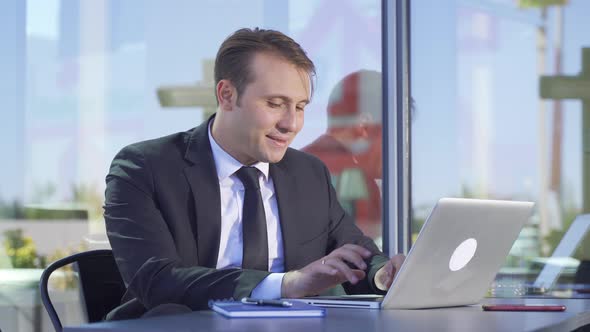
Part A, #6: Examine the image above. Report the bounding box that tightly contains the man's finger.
[383,262,395,287]
[323,258,363,284]
[382,260,394,277]
[386,274,394,288]
[390,254,406,277]
[340,244,372,258]
[313,258,339,275]
[351,269,366,281]
[329,248,368,270]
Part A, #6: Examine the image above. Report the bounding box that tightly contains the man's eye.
[267,102,281,108]
[296,105,305,112]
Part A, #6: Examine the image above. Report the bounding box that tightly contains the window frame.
[382,0,412,255]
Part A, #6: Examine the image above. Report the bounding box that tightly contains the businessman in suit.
[104,27,404,320]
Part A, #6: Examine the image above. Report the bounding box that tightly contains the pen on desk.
[241,297,293,307]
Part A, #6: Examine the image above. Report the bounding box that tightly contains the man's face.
[223,52,310,165]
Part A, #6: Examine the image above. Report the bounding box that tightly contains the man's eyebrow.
[265,95,310,104]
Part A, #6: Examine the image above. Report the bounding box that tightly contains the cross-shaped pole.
[540,48,590,212]
[156,59,217,120]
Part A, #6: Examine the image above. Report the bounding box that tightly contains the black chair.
[39,249,126,332]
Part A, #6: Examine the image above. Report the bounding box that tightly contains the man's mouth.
[266,135,289,147]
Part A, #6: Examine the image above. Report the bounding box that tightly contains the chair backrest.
[40,249,125,332]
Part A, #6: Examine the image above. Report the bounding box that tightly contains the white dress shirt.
[208,124,285,299]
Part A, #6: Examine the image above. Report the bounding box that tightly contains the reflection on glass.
[411,0,590,297]
[302,70,383,242]
[534,214,590,289]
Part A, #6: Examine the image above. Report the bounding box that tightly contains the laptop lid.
[292,198,534,309]
[382,198,534,309]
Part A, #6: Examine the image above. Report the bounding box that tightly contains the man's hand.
[281,244,372,298]
[374,254,405,291]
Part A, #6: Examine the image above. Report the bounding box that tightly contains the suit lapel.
[270,162,299,271]
[183,119,222,268]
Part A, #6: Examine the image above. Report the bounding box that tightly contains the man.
[104,28,404,320]
[303,70,383,239]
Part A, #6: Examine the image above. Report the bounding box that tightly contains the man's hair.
[214,28,316,104]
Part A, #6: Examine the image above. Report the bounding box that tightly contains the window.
[411,0,590,295]
[1,0,384,328]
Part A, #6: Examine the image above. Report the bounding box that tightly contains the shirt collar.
[208,120,269,182]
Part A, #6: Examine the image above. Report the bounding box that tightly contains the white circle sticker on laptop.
[449,238,477,271]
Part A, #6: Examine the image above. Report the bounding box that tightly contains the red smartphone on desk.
[482,304,566,312]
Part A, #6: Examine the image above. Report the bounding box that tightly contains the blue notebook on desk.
[210,300,325,318]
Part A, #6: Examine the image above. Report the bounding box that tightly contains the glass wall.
[0,0,384,330]
[411,0,590,295]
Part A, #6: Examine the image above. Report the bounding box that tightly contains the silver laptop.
[290,198,535,309]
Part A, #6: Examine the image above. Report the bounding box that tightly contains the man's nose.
[277,107,299,133]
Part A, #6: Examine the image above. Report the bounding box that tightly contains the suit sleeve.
[321,163,389,295]
[104,145,269,310]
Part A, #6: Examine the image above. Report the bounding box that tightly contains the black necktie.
[235,167,268,271]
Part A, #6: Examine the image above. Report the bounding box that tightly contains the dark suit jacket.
[104,119,388,320]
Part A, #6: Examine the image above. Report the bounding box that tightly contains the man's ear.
[216,79,236,111]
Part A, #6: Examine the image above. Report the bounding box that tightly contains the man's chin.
[263,150,288,164]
